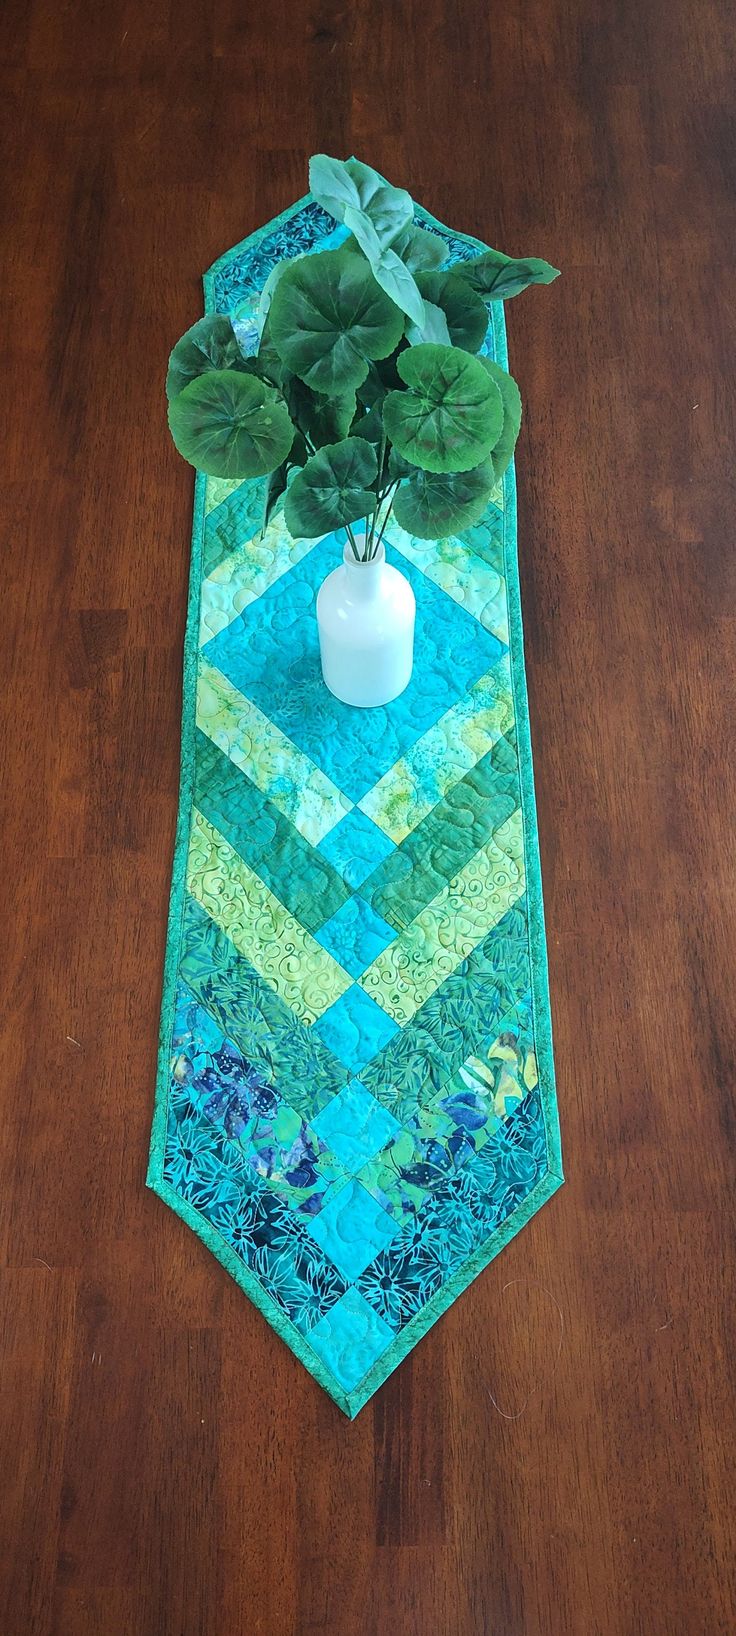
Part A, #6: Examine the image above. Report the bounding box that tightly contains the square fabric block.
[306,1288,396,1393]
[308,1179,399,1281]
[311,1082,401,1173]
[314,894,397,978]
[311,983,400,1072]
[316,808,396,889]
[149,188,562,1418]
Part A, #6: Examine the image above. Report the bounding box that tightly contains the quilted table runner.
[148,192,563,1417]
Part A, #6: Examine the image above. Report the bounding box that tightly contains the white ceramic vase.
[316,533,416,708]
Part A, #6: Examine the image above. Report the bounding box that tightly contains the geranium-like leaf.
[287,377,357,449]
[166,316,252,401]
[383,344,503,474]
[284,436,378,539]
[254,318,293,391]
[393,459,495,538]
[167,370,296,478]
[356,351,404,408]
[269,242,404,393]
[349,401,384,446]
[453,247,560,300]
[388,445,413,480]
[257,255,305,336]
[262,453,306,534]
[405,299,452,347]
[309,154,413,246]
[414,270,489,352]
[262,460,290,532]
[477,357,522,479]
[392,222,449,272]
[342,209,425,327]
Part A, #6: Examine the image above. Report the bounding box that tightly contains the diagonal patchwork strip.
[148,191,563,1418]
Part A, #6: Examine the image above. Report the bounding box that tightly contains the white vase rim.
[342,539,385,568]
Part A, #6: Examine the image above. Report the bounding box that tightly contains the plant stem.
[374,481,400,552]
[345,522,361,561]
[365,508,376,560]
[364,433,389,561]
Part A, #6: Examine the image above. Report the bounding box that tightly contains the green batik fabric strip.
[147,190,563,1417]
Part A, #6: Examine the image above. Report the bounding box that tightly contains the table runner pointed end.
[147,191,563,1418]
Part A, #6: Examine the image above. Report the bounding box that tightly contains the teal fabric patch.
[314,895,397,978]
[147,189,563,1418]
[316,808,396,888]
[306,1288,397,1392]
[308,1179,399,1281]
[311,1082,401,1173]
[312,984,401,1071]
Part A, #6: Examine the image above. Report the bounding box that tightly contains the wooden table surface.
[2,1,734,1632]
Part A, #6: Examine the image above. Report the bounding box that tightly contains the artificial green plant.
[166,156,559,560]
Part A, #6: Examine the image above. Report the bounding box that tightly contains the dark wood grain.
[1,1,734,1631]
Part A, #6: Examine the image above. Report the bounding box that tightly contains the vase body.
[316,537,416,708]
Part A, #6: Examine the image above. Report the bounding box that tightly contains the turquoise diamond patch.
[316,808,396,888]
[308,1178,399,1281]
[306,1288,396,1392]
[311,984,400,1071]
[311,1081,401,1172]
[314,895,397,978]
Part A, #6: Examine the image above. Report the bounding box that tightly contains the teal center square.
[308,1178,399,1281]
[311,983,400,1072]
[201,535,504,803]
[306,1287,396,1392]
[316,808,396,889]
[314,894,397,978]
[311,1081,401,1173]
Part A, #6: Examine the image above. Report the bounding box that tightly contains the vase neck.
[342,538,385,600]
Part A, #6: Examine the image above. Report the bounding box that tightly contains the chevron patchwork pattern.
[148,195,562,1416]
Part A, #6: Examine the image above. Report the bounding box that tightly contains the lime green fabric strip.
[359,807,526,1023]
[186,808,353,1023]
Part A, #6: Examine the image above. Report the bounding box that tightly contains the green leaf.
[269,243,404,393]
[254,318,293,391]
[166,316,251,401]
[383,344,503,474]
[388,445,413,480]
[349,401,384,446]
[477,357,522,479]
[392,222,449,272]
[287,378,357,449]
[262,460,290,531]
[393,459,495,538]
[356,352,404,408]
[284,437,378,538]
[309,154,413,246]
[453,247,560,300]
[257,255,303,336]
[167,370,296,478]
[415,271,488,352]
[342,208,425,327]
[262,455,306,534]
[405,299,452,347]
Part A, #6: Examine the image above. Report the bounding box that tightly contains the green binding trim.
[147,467,206,1186]
[147,191,562,1418]
[491,296,563,1184]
